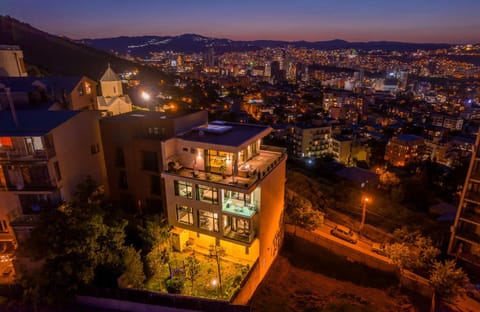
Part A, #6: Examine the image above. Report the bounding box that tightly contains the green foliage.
[429,260,469,302]
[285,189,324,230]
[185,252,201,293]
[20,177,128,307]
[385,227,440,275]
[119,246,146,288]
[165,276,185,294]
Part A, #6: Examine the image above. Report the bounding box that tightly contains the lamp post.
[360,196,369,234]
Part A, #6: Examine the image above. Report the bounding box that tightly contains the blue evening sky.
[2,0,479,43]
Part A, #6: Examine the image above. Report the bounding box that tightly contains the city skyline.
[3,0,479,44]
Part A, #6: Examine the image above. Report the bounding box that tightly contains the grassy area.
[144,249,249,300]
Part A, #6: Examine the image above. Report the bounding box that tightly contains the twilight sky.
[3,0,479,43]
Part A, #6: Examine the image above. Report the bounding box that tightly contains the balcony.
[0,149,55,163]
[223,228,256,244]
[164,145,286,190]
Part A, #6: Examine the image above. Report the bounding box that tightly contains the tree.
[285,190,324,230]
[19,177,128,307]
[185,252,201,294]
[429,260,469,306]
[119,246,146,288]
[386,227,440,275]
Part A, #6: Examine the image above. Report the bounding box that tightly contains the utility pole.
[360,196,369,234]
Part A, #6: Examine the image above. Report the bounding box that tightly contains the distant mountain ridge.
[82,34,453,58]
[0,16,167,81]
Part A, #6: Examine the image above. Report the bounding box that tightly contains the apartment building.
[448,133,480,269]
[161,121,287,300]
[292,123,331,158]
[0,110,106,243]
[100,110,208,211]
[384,134,425,167]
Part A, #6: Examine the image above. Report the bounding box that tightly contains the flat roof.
[0,110,80,136]
[178,121,271,147]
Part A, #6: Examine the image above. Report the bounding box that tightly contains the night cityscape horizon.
[0,1,480,311]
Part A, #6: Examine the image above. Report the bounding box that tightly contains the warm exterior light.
[211,278,218,287]
[141,91,151,101]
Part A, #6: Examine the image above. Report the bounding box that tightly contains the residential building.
[448,132,480,269]
[384,134,425,166]
[161,121,287,303]
[331,136,352,165]
[0,45,27,77]
[431,114,463,131]
[0,110,106,243]
[0,76,97,111]
[292,123,331,158]
[100,110,208,212]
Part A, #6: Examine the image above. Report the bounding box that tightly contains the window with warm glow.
[176,205,193,225]
[198,210,219,232]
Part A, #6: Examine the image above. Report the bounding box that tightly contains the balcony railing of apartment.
[464,192,480,204]
[0,148,55,162]
[165,145,286,189]
[1,180,57,192]
[223,228,256,244]
[9,214,40,227]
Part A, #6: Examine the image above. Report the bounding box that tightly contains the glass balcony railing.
[164,145,286,189]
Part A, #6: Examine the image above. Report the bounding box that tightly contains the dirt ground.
[250,236,430,312]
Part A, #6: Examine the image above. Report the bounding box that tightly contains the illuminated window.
[176,205,193,225]
[85,82,92,95]
[196,184,218,204]
[0,137,12,148]
[174,180,192,198]
[198,210,219,232]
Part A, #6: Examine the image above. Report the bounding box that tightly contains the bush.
[165,277,184,294]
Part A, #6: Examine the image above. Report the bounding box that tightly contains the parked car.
[330,225,358,244]
[371,243,387,256]
[466,284,480,302]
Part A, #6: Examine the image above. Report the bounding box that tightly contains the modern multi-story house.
[161,121,286,301]
[384,134,425,167]
[0,110,106,243]
[448,132,480,269]
[100,110,208,211]
[0,45,28,77]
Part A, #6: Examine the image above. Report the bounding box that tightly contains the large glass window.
[198,210,219,232]
[174,180,192,198]
[196,184,218,204]
[206,150,227,174]
[176,205,193,225]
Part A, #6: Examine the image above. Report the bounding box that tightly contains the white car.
[330,225,358,244]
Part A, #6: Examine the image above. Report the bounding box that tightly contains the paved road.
[314,219,391,262]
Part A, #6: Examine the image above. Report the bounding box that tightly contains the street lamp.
[360,196,370,234]
[141,91,151,101]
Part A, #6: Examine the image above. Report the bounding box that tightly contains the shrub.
[165,277,185,294]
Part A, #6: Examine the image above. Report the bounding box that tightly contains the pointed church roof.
[100,64,120,82]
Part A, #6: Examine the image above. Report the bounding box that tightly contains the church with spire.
[96,64,132,116]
